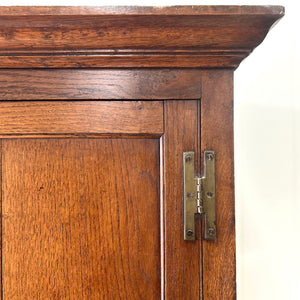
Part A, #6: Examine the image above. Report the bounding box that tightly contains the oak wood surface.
[2,138,161,299]
[0,69,201,100]
[0,99,207,300]
[0,5,284,299]
[201,70,236,299]
[0,101,163,135]
[0,6,284,68]
[163,100,201,299]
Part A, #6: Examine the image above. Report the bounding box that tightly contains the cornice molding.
[0,6,284,69]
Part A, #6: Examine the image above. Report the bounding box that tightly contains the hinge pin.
[196,177,202,214]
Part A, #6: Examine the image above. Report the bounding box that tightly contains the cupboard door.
[0,100,201,299]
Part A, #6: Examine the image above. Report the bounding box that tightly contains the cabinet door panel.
[0,99,202,299]
[2,138,160,299]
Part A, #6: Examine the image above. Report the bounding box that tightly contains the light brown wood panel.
[201,70,236,299]
[163,100,202,299]
[0,69,201,100]
[2,138,161,299]
[0,101,163,135]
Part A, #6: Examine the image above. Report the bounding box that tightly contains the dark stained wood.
[0,101,163,135]
[201,70,236,299]
[163,100,202,299]
[0,6,284,68]
[2,138,161,299]
[0,69,201,100]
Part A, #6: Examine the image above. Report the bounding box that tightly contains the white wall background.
[2,1,299,299]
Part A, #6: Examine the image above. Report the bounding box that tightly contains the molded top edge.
[0,5,284,69]
[0,5,284,16]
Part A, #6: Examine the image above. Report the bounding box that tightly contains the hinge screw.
[207,191,213,198]
[185,155,192,162]
[207,153,214,160]
[186,230,193,236]
[208,227,215,236]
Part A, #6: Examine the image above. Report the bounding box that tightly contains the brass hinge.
[183,151,216,241]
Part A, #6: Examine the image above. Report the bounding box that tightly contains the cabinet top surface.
[0,5,284,16]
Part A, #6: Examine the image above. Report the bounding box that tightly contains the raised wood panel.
[0,70,201,100]
[163,100,201,299]
[2,138,161,299]
[0,101,163,135]
[201,70,236,299]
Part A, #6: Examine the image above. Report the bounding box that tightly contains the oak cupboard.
[0,6,284,299]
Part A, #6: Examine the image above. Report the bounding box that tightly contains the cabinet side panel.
[163,100,202,300]
[201,70,236,299]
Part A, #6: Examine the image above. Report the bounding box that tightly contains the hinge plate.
[183,151,216,241]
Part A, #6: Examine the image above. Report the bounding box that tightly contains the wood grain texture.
[0,53,247,69]
[0,5,285,15]
[2,138,161,299]
[0,69,201,100]
[0,101,163,135]
[163,100,202,299]
[201,70,236,299]
[0,6,284,299]
[0,6,284,68]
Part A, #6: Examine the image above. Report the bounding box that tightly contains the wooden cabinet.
[0,6,283,299]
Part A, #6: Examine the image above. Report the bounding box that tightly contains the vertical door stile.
[163,100,202,300]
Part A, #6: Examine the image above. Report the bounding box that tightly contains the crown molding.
[0,6,284,69]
